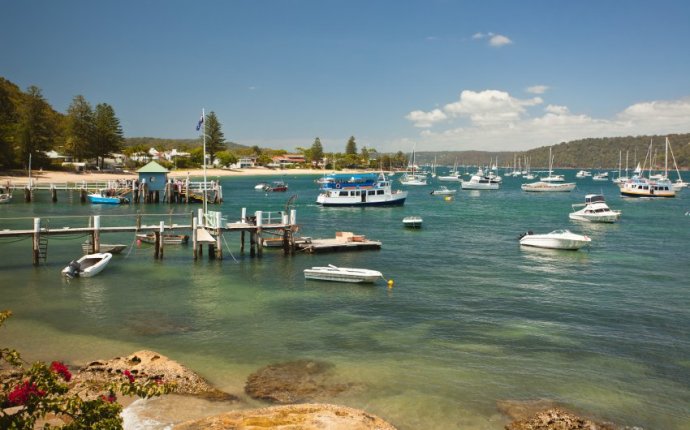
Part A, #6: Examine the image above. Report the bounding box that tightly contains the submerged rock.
[505,407,618,430]
[244,359,354,404]
[173,403,397,430]
[70,350,237,402]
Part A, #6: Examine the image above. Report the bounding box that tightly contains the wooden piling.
[215,211,223,260]
[80,188,87,203]
[24,187,32,202]
[192,217,198,260]
[32,218,40,265]
[157,221,164,259]
[93,216,101,253]
[51,185,57,202]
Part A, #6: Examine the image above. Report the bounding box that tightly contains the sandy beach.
[0,167,362,185]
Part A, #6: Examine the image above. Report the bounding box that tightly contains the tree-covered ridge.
[415,134,690,169]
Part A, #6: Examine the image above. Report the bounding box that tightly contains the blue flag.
[196,115,204,131]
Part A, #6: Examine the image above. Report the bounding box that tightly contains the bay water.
[1,170,689,429]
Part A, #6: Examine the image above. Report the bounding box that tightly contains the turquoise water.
[1,170,689,429]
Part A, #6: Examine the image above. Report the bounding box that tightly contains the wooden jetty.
[2,177,223,205]
[0,209,381,265]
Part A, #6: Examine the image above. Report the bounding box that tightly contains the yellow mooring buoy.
[387,279,394,288]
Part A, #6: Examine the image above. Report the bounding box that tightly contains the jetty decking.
[0,209,381,265]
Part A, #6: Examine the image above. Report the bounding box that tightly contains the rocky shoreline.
[4,349,634,429]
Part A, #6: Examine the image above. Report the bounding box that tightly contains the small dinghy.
[430,186,457,196]
[402,216,423,228]
[62,252,112,278]
[304,264,383,283]
[518,229,591,250]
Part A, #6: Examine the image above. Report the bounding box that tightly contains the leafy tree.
[93,103,124,169]
[64,95,94,161]
[14,86,57,170]
[345,136,357,155]
[215,150,237,167]
[0,78,20,169]
[310,137,324,165]
[201,111,225,166]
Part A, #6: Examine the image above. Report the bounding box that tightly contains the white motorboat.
[430,186,457,196]
[0,193,11,204]
[304,264,383,283]
[575,170,592,178]
[254,182,270,190]
[461,168,500,190]
[521,181,575,192]
[592,172,609,181]
[402,216,423,228]
[62,252,113,278]
[519,230,591,250]
[569,194,621,223]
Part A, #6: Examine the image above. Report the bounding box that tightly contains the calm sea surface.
[1,170,689,429]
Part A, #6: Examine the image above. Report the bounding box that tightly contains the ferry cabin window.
[377,190,384,195]
[339,191,348,196]
[368,190,375,196]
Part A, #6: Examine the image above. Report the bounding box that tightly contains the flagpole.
[202,108,208,218]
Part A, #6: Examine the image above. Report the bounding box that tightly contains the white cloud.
[405,109,447,128]
[472,32,487,40]
[489,34,513,47]
[404,91,690,151]
[526,85,549,95]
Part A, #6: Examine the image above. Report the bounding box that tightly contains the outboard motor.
[65,260,81,278]
[518,230,534,240]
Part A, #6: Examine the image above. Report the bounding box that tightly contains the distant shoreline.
[0,167,370,184]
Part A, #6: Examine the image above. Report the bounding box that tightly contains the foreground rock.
[70,350,237,402]
[173,403,397,430]
[244,359,356,404]
[505,407,618,430]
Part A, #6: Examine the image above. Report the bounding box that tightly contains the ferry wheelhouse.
[316,173,407,206]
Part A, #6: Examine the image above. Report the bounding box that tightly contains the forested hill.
[416,133,690,169]
[124,137,248,151]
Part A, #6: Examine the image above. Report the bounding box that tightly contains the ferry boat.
[619,176,675,198]
[316,173,407,207]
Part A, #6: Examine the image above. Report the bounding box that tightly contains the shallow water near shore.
[1,170,689,429]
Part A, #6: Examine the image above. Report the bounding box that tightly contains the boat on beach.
[402,216,423,228]
[518,229,591,250]
[316,172,407,207]
[304,264,383,283]
[62,252,112,278]
[569,194,621,223]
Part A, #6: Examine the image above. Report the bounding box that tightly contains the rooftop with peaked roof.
[137,161,169,173]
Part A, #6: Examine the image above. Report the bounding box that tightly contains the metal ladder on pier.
[38,221,49,263]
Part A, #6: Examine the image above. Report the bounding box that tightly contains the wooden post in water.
[32,217,40,265]
[185,176,190,204]
[240,208,246,252]
[24,186,32,202]
[192,217,198,260]
[51,185,57,202]
[255,211,263,257]
[80,188,87,203]
[215,211,223,260]
[158,221,165,259]
[282,212,290,255]
[93,215,101,253]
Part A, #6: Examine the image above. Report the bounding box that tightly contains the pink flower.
[50,361,72,382]
[123,369,135,383]
[8,381,46,406]
[100,392,117,403]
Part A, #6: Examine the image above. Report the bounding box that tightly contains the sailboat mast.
[664,137,669,178]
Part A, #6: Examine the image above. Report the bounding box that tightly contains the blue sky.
[2,0,690,153]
